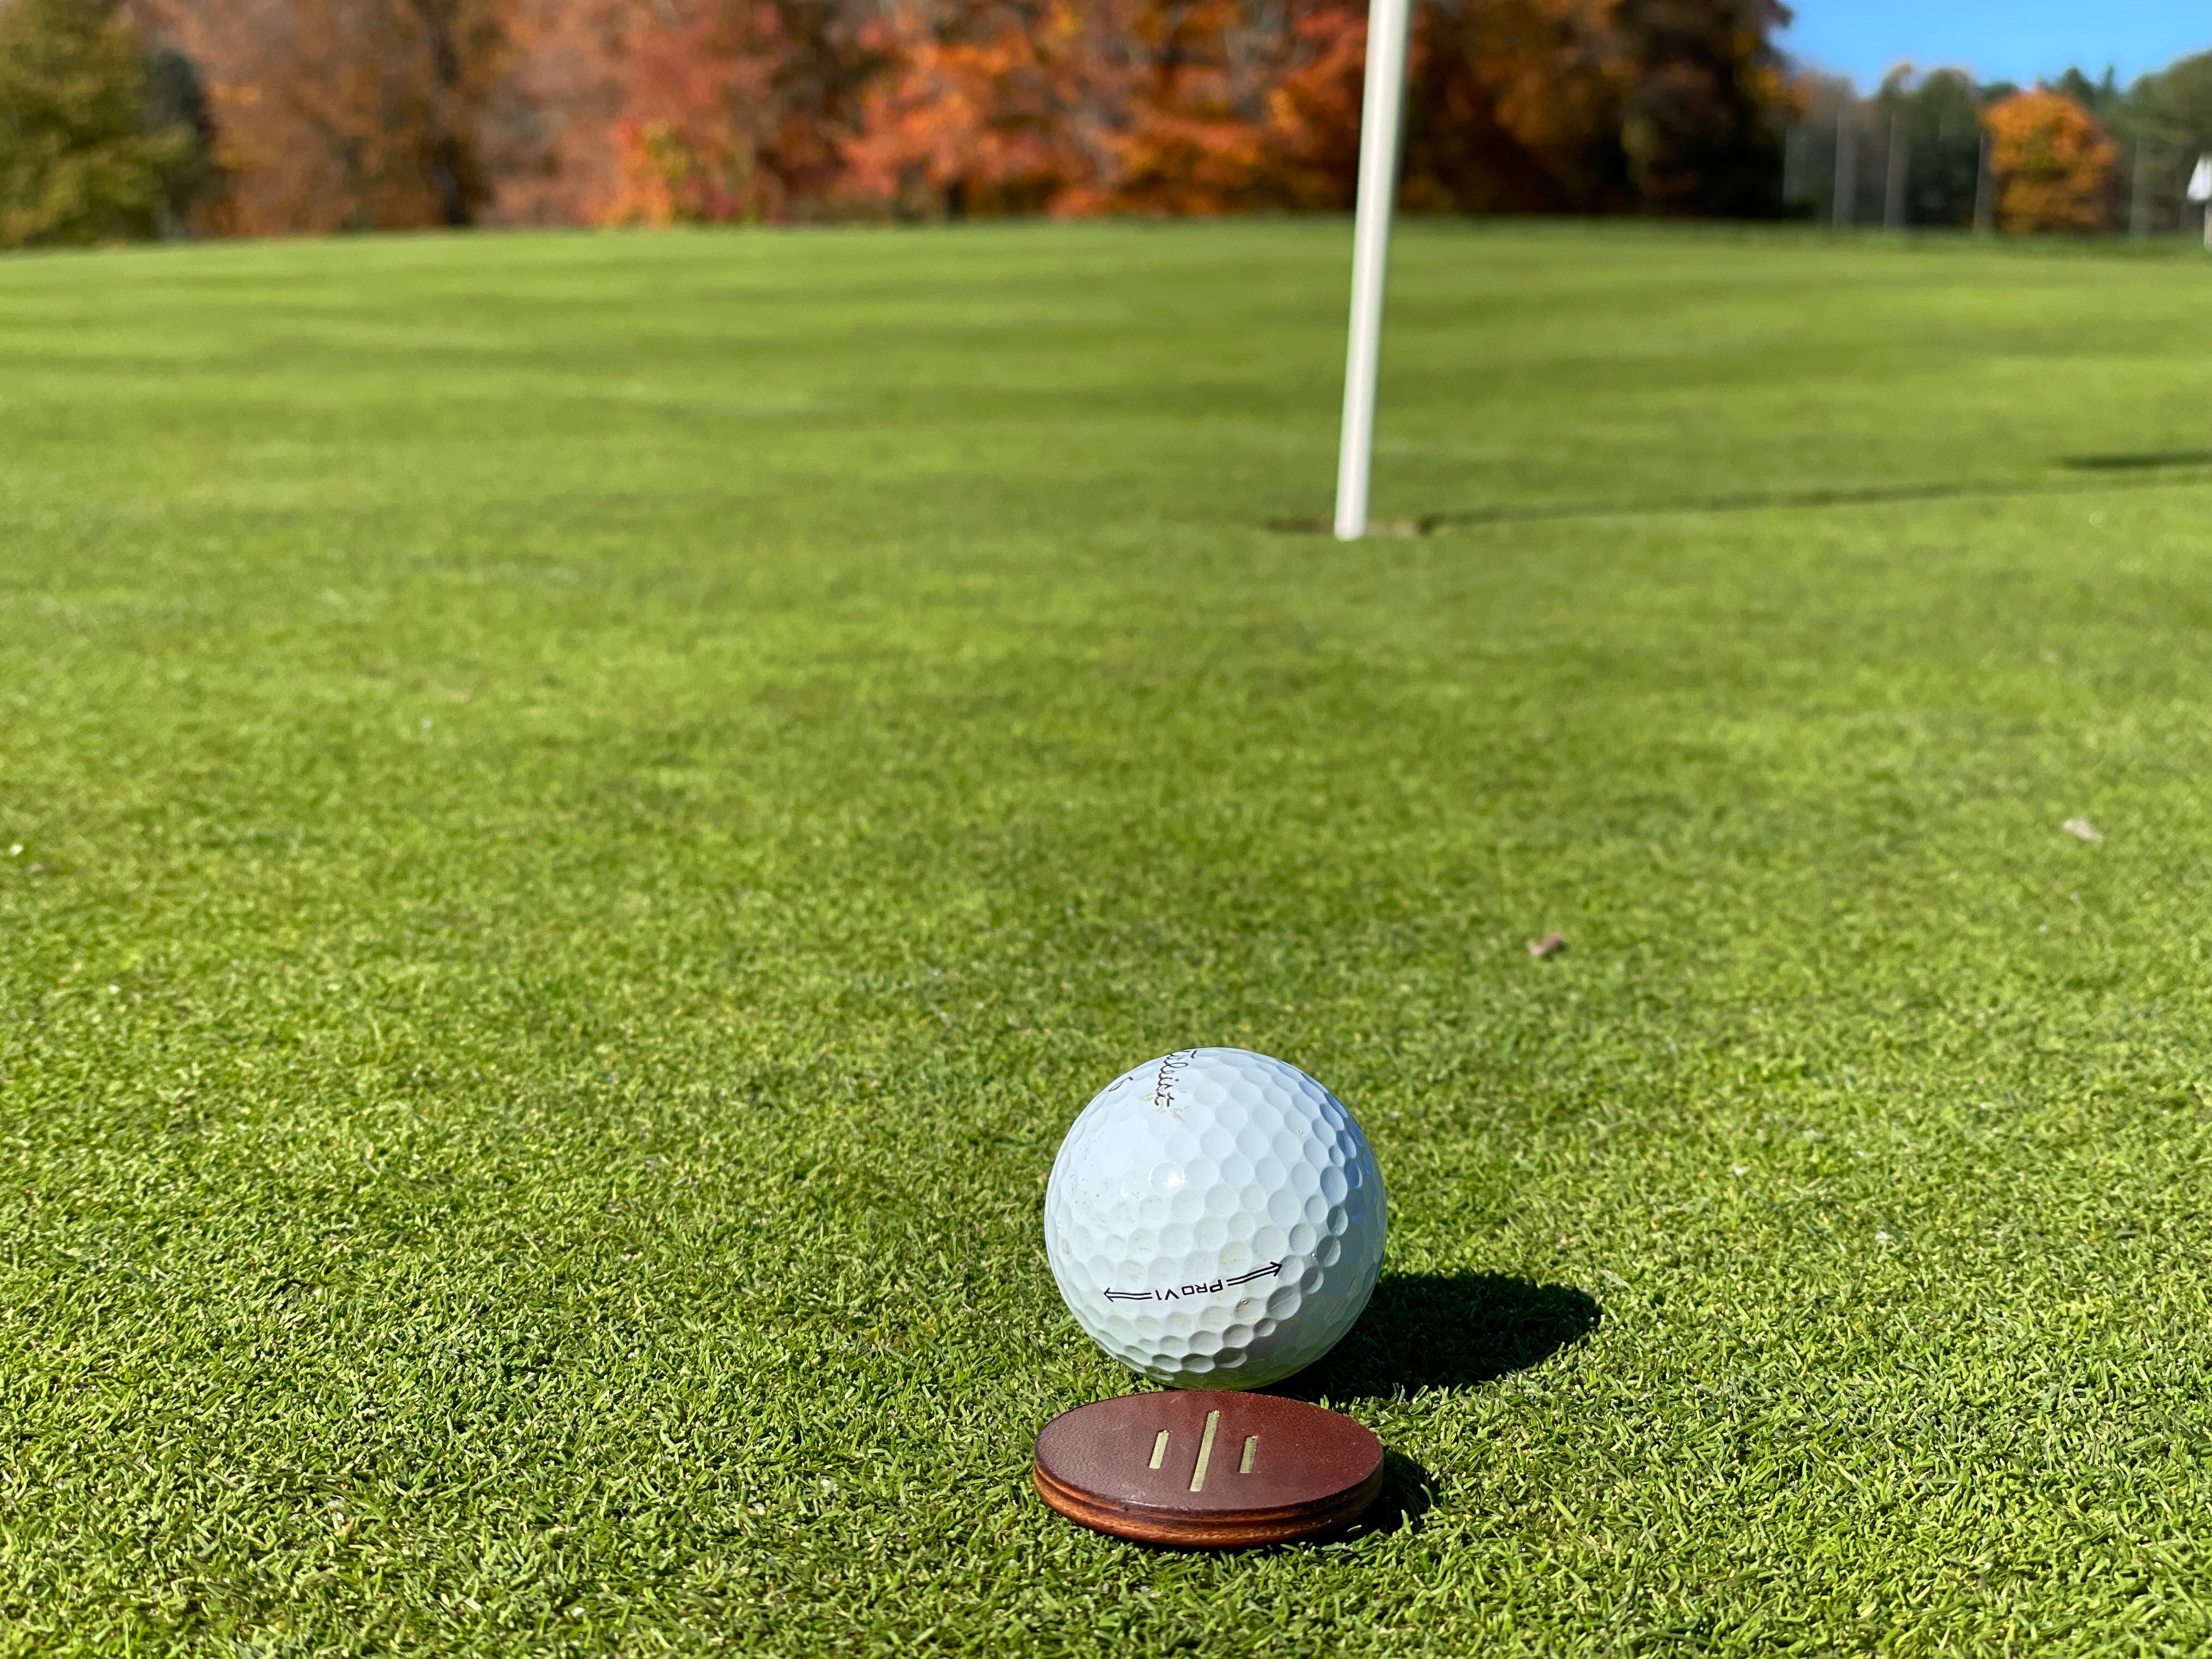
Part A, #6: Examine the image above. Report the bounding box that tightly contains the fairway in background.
[4,222,2212,1654]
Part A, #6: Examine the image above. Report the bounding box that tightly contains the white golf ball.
[1043,1048,1386,1389]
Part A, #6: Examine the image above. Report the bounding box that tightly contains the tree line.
[0,0,2206,248]
[0,0,1787,242]
[1791,61,2212,235]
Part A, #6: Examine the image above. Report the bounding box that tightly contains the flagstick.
[1332,0,1414,541]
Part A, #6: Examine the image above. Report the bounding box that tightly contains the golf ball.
[1044,1048,1386,1389]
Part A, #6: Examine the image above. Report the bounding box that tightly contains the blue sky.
[1780,0,2212,91]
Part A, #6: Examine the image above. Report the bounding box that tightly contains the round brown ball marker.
[1032,1391,1385,1547]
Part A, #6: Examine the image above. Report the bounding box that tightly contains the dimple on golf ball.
[1043,1048,1386,1389]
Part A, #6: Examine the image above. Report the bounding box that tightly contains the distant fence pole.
[1331,0,1414,541]
[2130,139,2152,238]
[1884,115,1908,230]
[1833,105,1857,229]
[1972,129,1994,234]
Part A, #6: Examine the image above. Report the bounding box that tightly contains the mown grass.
[5,219,2212,1655]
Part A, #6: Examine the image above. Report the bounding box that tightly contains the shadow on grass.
[2061,448,2212,471]
[1327,1448,1441,1543]
[1092,1277,1593,1553]
[1264,456,2212,537]
[1282,1271,1602,1404]
[1206,1274,1602,1549]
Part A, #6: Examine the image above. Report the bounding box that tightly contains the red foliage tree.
[603,0,873,224]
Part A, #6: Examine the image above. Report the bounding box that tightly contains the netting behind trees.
[1782,54,2212,237]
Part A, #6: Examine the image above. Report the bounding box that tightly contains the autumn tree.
[841,0,1124,218]
[1403,0,1626,213]
[1096,0,1366,216]
[1983,88,2113,233]
[1612,0,1790,215]
[404,0,501,221]
[0,0,194,246]
[137,0,503,234]
[481,0,645,225]
[1404,0,1791,216]
[605,0,878,224]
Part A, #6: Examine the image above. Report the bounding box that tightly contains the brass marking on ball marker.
[1188,1410,1221,1493]
[1148,1430,1170,1470]
[1239,1435,1258,1474]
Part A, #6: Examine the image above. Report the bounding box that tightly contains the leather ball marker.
[1033,1391,1385,1547]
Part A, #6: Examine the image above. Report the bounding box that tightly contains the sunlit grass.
[4,221,2212,1654]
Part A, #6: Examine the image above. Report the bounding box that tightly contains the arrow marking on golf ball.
[1103,1260,1283,1302]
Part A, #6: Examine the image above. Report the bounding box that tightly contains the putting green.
[4,221,2212,1653]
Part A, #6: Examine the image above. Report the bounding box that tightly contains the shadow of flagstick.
[1265,454,2212,538]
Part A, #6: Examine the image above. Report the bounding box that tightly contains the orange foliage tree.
[1093,0,1367,216]
[835,0,1126,218]
[1983,88,2114,233]
[838,0,1348,221]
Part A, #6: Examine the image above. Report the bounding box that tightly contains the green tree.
[1790,68,1988,229]
[2051,65,2123,125]
[0,0,192,248]
[1879,68,1986,228]
[2116,51,2212,235]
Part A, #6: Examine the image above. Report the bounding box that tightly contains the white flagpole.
[1332,0,1414,541]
